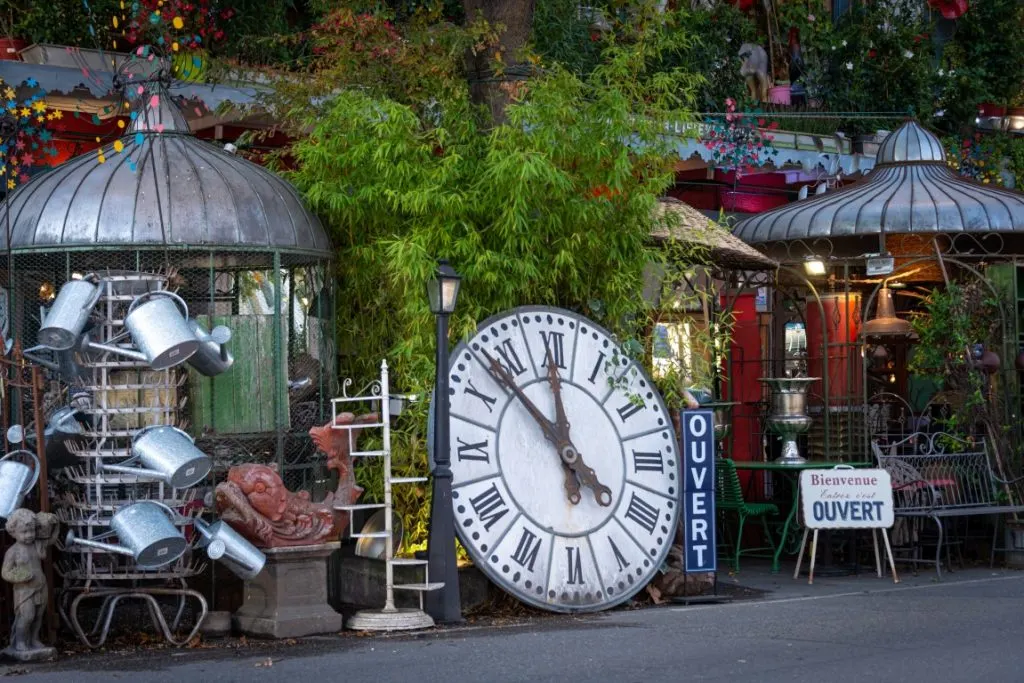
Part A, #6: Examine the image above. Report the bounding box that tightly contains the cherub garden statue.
[2,509,59,662]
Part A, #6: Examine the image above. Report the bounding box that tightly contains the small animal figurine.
[739,42,771,102]
[2,509,59,662]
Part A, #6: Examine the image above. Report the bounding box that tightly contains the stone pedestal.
[233,542,342,638]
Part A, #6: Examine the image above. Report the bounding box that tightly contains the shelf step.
[389,558,428,567]
[350,532,390,539]
[393,582,444,592]
[333,422,386,430]
[334,503,386,512]
[390,477,427,484]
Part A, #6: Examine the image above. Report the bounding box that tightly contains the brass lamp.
[862,286,913,338]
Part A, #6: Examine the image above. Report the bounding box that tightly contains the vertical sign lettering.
[683,409,716,573]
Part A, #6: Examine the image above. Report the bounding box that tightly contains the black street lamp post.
[424,259,462,623]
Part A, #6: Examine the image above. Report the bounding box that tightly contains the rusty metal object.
[214,412,376,548]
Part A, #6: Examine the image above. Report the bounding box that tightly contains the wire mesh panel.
[3,246,334,639]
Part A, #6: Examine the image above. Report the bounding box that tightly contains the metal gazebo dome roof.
[732,120,1024,245]
[0,81,331,257]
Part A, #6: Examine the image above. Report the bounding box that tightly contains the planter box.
[19,43,129,72]
[0,38,27,61]
[714,169,801,188]
[854,134,888,157]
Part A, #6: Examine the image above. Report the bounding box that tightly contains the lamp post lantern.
[425,259,462,623]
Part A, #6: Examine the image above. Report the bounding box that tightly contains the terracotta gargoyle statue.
[214,412,378,548]
[309,411,379,532]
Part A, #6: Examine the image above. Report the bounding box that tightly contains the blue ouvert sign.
[682,409,716,573]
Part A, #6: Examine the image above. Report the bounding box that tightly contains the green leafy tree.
[266,3,707,549]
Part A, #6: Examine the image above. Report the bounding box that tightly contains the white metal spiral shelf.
[331,360,438,631]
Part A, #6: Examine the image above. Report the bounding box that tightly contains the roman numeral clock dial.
[447,306,681,613]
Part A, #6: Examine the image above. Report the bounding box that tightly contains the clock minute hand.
[481,350,560,444]
[484,350,583,504]
[545,352,613,507]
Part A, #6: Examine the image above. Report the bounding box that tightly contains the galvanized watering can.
[101,425,211,489]
[64,501,187,569]
[193,517,266,580]
[124,291,199,370]
[186,319,234,377]
[22,344,87,383]
[0,450,40,519]
[37,276,102,351]
[7,407,83,446]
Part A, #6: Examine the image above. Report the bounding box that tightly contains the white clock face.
[447,306,680,613]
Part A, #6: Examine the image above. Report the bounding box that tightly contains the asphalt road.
[10,572,1024,683]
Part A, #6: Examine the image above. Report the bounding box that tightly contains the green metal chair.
[716,458,779,571]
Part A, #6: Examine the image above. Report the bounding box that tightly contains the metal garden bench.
[871,431,1024,578]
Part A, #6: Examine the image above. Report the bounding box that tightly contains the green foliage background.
[269,3,713,552]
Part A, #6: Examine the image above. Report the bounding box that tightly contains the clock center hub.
[497,380,624,536]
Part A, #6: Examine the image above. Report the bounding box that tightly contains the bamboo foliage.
[270,5,709,549]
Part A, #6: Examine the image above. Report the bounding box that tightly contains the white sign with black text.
[800,468,894,529]
[793,467,900,585]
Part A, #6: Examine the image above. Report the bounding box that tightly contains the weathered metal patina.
[0,78,329,257]
[733,120,1024,245]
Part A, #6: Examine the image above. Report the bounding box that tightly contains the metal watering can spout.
[77,333,150,363]
[7,410,81,446]
[21,344,61,372]
[64,530,137,558]
[186,320,234,377]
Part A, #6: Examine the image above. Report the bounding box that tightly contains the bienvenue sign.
[799,468,894,530]
[682,409,716,573]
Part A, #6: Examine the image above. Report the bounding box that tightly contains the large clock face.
[447,306,680,613]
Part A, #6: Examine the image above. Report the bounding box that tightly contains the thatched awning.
[652,198,777,270]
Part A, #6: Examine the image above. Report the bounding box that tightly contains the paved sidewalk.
[718,557,1018,597]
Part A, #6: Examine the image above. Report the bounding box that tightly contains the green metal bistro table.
[733,460,873,573]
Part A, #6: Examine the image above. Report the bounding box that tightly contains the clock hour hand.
[561,444,613,507]
[563,463,582,505]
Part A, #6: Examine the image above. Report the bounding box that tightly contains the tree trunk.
[463,0,535,125]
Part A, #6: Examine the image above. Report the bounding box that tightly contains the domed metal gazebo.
[722,120,1024,466]
[0,56,336,644]
[1,53,335,553]
[0,64,335,464]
